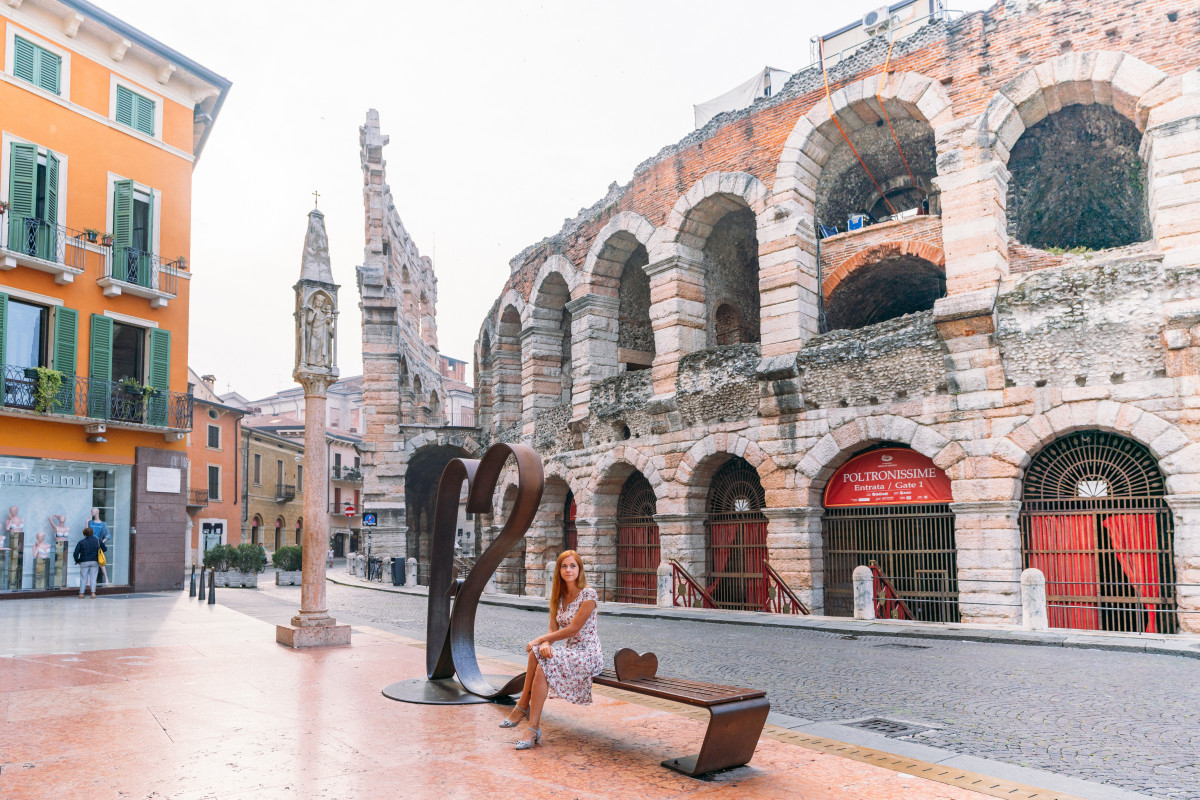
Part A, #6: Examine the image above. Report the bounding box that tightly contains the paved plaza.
[231,580,1200,800]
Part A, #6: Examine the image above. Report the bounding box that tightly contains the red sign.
[344,504,355,518]
[824,448,952,507]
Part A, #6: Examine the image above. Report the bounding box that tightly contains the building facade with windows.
[0,0,229,596]
[240,427,304,556]
[184,368,243,567]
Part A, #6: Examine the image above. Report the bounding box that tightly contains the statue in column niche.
[305,295,335,368]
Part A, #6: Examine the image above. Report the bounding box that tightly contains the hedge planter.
[276,570,302,586]
[214,570,259,588]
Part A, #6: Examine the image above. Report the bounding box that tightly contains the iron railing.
[763,562,809,614]
[616,517,659,605]
[329,501,356,515]
[671,560,718,609]
[2,214,93,270]
[275,483,296,502]
[442,410,476,427]
[187,488,209,508]
[105,245,180,295]
[331,465,363,481]
[1,368,192,429]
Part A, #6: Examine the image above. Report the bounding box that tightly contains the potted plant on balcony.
[0,200,9,215]
[83,228,100,243]
[273,545,302,586]
[119,377,146,397]
[32,367,64,413]
[101,232,114,247]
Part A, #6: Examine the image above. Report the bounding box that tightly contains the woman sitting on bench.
[500,549,603,750]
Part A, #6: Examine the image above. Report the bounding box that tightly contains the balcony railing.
[329,501,357,515]
[1,366,192,430]
[2,214,89,270]
[187,488,209,508]
[443,410,476,427]
[275,483,296,502]
[104,245,179,296]
[331,465,363,482]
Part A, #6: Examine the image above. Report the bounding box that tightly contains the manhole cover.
[873,643,931,650]
[846,717,931,738]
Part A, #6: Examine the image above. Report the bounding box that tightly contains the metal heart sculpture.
[425,442,544,699]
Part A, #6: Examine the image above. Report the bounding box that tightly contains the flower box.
[214,570,259,588]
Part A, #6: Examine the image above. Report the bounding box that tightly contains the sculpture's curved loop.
[424,443,545,699]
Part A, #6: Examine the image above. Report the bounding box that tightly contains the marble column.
[949,500,1023,625]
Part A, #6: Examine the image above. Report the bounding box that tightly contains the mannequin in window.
[4,506,23,550]
[50,513,69,541]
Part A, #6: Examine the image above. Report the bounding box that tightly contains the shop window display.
[0,457,131,593]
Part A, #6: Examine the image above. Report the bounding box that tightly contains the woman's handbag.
[98,547,106,566]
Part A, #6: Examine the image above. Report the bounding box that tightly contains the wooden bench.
[592,648,770,777]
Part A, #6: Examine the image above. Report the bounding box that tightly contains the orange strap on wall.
[819,37,898,217]
[876,3,921,193]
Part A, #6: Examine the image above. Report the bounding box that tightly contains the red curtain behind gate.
[706,524,737,596]
[617,525,660,603]
[1101,514,1161,634]
[745,521,768,609]
[1028,516,1100,630]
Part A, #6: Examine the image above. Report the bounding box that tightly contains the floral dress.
[534,586,603,704]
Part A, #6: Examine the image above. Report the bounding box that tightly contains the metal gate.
[616,472,658,604]
[564,491,578,552]
[705,458,769,611]
[822,504,958,621]
[1020,430,1176,634]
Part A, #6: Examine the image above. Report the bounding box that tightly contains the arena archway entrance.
[616,472,658,604]
[704,457,768,611]
[564,490,577,552]
[1020,431,1176,634]
[822,447,957,621]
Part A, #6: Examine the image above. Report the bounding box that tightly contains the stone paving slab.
[2,592,1034,800]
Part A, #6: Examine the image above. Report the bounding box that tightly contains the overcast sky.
[98,0,994,400]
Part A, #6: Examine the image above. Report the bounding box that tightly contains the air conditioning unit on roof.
[862,6,892,36]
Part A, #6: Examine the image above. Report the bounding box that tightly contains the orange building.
[184,368,243,566]
[0,0,229,597]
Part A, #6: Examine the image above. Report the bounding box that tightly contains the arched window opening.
[822,446,957,621]
[274,517,284,551]
[251,515,262,546]
[617,243,654,370]
[1020,430,1175,634]
[704,457,767,610]
[496,306,522,425]
[824,256,945,331]
[703,207,759,347]
[532,272,572,407]
[816,116,937,231]
[616,471,659,605]
[1008,104,1149,251]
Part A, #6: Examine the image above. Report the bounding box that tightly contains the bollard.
[852,565,875,621]
[1021,567,1048,631]
[198,566,206,601]
[208,569,215,605]
[189,565,196,598]
[657,562,673,608]
[544,562,555,599]
[406,557,418,587]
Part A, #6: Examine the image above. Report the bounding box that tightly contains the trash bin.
[391,557,404,586]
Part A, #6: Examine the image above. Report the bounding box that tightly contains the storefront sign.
[146,467,181,494]
[824,448,952,507]
[0,468,88,488]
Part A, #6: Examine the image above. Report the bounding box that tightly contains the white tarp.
[694,66,792,130]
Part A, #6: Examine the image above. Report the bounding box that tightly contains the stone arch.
[676,433,791,512]
[772,72,954,212]
[524,255,581,324]
[822,240,947,331]
[582,211,656,288]
[649,171,769,263]
[492,303,523,426]
[525,266,574,408]
[996,401,1198,498]
[796,415,966,506]
[583,444,664,519]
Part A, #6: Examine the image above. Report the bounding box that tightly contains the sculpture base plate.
[276,622,351,648]
[382,675,519,705]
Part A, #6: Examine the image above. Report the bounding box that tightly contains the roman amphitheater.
[359,0,1200,634]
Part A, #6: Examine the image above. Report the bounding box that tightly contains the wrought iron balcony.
[0,365,193,432]
[0,214,91,283]
[331,465,363,482]
[99,245,181,307]
[275,483,296,502]
[187,488,209,508]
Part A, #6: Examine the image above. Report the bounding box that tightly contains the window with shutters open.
[12,36,61,95]
[115,85,155,136]
[111,179,156,286]
[8,142,61,262]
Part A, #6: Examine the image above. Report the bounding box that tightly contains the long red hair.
[549,549,589,622]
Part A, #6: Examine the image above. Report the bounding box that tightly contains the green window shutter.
[147,328,170,426]
[87,314,113,418]
[8,143,37,221]
[53,306,77,413]
[12,37,36,84]
[36,47,60,94]
[112,180,133,249]
[134,95,155,136]
[0,293,7,405]
[115,85,134,127]
[43,151,59,224]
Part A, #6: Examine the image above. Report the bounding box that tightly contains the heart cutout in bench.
[613,648,658,681]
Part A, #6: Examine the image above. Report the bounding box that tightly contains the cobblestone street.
[232,582,1200,799]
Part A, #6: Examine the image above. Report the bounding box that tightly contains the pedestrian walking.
[73,526,106,598]
[501,550,603,750]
